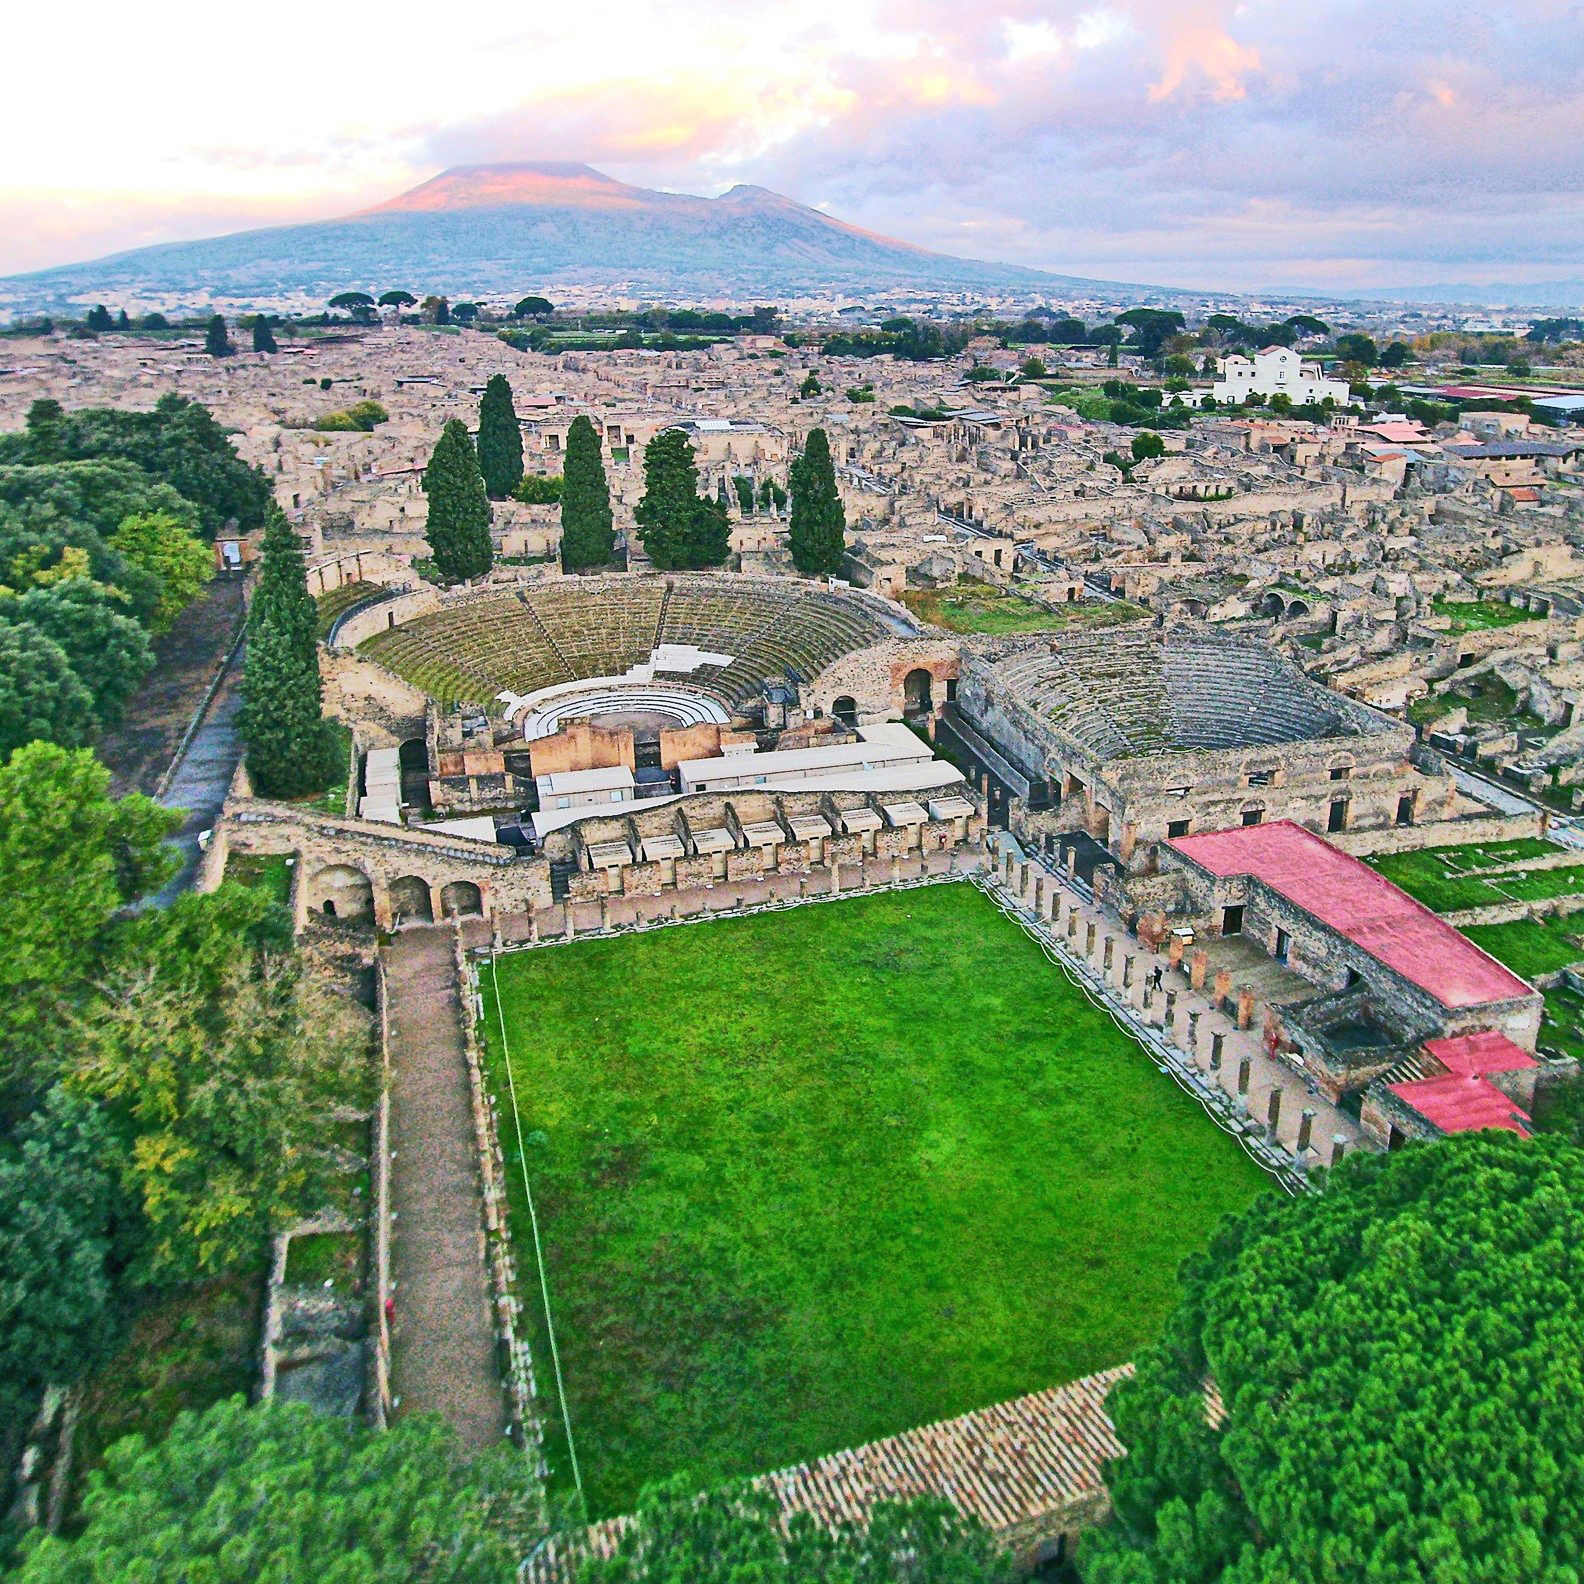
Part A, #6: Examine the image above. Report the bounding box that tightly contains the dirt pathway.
[384,927,507,1451]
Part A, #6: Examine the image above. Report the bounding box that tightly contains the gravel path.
[385,927,507,1452]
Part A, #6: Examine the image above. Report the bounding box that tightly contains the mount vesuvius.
[2,162,1125,310]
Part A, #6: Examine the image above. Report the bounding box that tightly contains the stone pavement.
[384,926,507,1451]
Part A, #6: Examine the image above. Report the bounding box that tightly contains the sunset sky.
[3,0,1579,291]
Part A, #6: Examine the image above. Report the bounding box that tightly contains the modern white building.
[1211,347,1350,406]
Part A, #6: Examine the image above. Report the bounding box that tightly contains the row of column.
[997,849,1347,1171]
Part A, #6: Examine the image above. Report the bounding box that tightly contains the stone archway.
[832,695,859,728]
[903,668,934,716]
[390,874,434,927]
[1285,598,1310,620]
[1259,591,1285,620]
[309,863,374,920]
[440,880,483,919]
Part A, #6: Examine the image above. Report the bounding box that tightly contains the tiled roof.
[530,1367,1131,1577]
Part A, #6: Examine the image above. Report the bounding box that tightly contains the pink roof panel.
[1167,822,1534,1009]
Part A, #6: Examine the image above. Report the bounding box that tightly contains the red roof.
[1387,1072,1531,1135]
[1424,1030,1537,1077]
[1167,821,1534,1009]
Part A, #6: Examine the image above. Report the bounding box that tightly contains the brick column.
[1189,949,1208,991]
[1237,986,1255,1030]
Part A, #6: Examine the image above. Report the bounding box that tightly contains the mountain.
[0,161,1126,311]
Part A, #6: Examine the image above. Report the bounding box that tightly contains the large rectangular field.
[481,883,1268,1519]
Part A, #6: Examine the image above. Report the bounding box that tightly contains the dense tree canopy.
[0,742,176,1111]
[560,414,614,571]
[107,508,210,633]
[14,1398,540,1583]
[0,394,272,536]
[1115,309,1187,359]
[73,887,369,1281]
[14,577,153,726]
[1082,1132,1584,1584]
[204,315,233,358]
[0,1088,120,1436]
[577,1478,1012,1584]
[476,374,524,499]
[0,616,97,761]
[635,430,730,570]
[787,427,846,577]
[252,316,278,354]
[422,419,495,582]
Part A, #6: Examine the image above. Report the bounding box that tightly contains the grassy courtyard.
[901,578,1147,636]
[480,883,1268,1519]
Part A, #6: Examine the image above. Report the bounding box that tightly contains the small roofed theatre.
[1160,822,1544,1148]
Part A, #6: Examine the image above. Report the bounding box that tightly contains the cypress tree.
[787,427,847,577]
[560,415,614,571]
[422,419,494,582]
[240,509,338,798]
[635,430,730,571]
[252,317,278,354]
[475,374,523,499]
[204,315,233,358]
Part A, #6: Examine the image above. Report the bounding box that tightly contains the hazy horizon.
[4,0,1580,297]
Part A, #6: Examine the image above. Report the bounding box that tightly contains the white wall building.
[1211,347,1350,406]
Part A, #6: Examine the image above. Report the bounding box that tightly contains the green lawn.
[901,580,1147,636]
[1431,597,1535,634]
[480,884,1269,1519]
[1369,841,1580,913]
[1462,915,1584,980]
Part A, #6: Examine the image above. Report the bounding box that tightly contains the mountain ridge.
[0,161,1126,311]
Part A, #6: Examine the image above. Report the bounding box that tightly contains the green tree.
[451,301,480,323]
[13,1398,540,1582]
[108,509,211,633]
[0,1087,119,1436]
[476,374,524,499]
[422,419,495,582]
[1082,1132,1584,1584]
[513,295,555,319]
[378,289,416,309]
[1020,355,1048,379]
[4,397,272,537]
[240,510,339,798]
[0,742,176,1107]
[732,474,755,514]
[84,306,114,333]
[0,616,96,760]
[1115,308,1186,358]
[203,315,233,358]
[635,430,729,570]
[1130,431,1166,462]
[800,372,821,397]
[577,1478,1011,1584]
[328,292,374,311]
[14,578,154,726]
[73,887,369,1281]
[251,316,277,354]
[1378,341,1411,369]
[560,414,615,571]
[1334,331,1379,366]
[787,427,847,577]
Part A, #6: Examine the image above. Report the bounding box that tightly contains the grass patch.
[1408,675,1527,728]
[223,850,293,905]
[283,1230,364,1296]
[1430,597,1534,634]
[69,1273,263,1524]
[1369,840,1577,912]
[481,884,1269,1518]
[1462,915,1584,980]
[901,579,1147,636]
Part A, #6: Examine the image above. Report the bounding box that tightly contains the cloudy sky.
[2,0,1580,291]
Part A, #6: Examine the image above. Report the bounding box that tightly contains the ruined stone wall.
[805,637,965,723]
